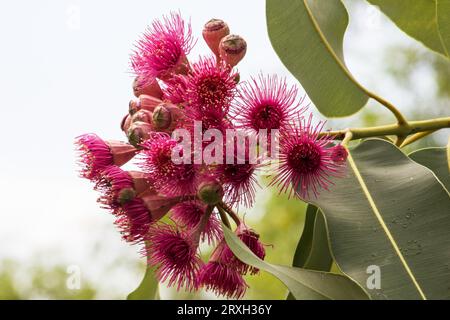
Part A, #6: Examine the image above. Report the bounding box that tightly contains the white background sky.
[0,0,446,298]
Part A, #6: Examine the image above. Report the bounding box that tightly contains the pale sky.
[0,0,446,298]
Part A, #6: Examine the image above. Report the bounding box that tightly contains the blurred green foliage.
[0,259,97,299]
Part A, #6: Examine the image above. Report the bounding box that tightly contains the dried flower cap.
[219,34,247,67]
[202,19,230,57]
[132,76,163,99]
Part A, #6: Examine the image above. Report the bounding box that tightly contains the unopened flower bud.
[127,121,153,147]
[331,145,348,163]
[202,19,230,57]
[219,34,247,67]
[129,99,139,115]
[137,94,163,113]
[117,188,137,205]
[197,180,223,205]
[105,140,139,166]
[121,114,132,133]
[234,73,240,84]
[152,105,172,130]
[133,76,163,99]
[132,109,153,124]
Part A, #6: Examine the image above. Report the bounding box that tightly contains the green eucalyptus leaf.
[287,204,333,299]
[266,0,369,117]
[305,139,450,300]
[222,223,369,300]
[291,204,318,268]
[297,206,333,271]
[368,0,450,58]
[409,147,450,191]
[127,265,159,300]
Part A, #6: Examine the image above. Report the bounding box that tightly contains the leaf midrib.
[347,149,427,300]
[302,0,363,87]
[435,0,450,57]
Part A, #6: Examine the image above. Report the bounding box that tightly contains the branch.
[322,117,450,141]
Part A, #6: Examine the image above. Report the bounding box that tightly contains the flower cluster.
[75,13,347,299]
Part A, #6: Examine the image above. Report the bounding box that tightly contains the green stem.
[400,130,435,148]
[322,117,450,141]
[218,202,241,226]
[217,206,232,229]
[341,130,353,147]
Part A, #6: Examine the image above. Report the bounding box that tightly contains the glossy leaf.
[409,147,450,191]
[266,0,369,117]
[305,139,450,300]
[222,223,369,300]
[287,204,333,299]
[292,204,333,271]
[127,266,159,300]
[368,0,450,58]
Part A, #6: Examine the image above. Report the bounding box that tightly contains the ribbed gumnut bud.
[105,141,139,166]
[152,102,185,131]
[152,105,171,130]
[197,179,223,205]
[131,109,153,124]
[219,34,247,67]
[202,19,230,57]
[132,76,163,99]
[130,94,163,115]
[121,114,132,133]
[127,121,153,147]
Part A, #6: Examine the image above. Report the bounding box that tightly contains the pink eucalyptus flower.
[131,12,194,82]
[139,133,197,196]
[146,223,202,291]
[271,114,342,199]
[181,56,237,116]
[221,224,265,275]
[75,133,138,180]
[232,74,306,132]
[171,201,222,245]
[197,241,247,299]
[115,191,188,243]
[95,166,155,211]
[216,147,260,207]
